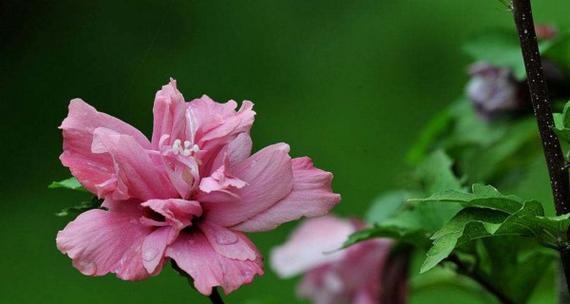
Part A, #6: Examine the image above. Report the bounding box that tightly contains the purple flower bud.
[466,62,525,119]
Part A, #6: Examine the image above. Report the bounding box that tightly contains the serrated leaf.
[49,177,87,192]
[419,185,570,273]
[345,201,462,248]
[421,207,507,273]
[413,184,523,213]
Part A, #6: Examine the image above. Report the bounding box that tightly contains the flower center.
[171,139,199,157]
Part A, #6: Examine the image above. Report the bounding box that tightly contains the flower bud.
[466,62,528,120]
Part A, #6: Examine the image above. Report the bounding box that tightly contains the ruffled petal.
[151,79,188,148]
[166,231,263,295]
[92,127,178,201]
[199,143,294,227]
[141,199,202,229]
[141,226,174,274]
[187,96,255,170]
[188,96,255,148]
[270,216,355,278]
[208,133,253,176]
[56,204,153,280]
[233,157,341,232]
[60,99,151,197]
[199,222,257,261]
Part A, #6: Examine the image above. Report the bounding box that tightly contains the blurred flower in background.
[271,216,407,304]
[466,62,526,119]
[464,24,570,121]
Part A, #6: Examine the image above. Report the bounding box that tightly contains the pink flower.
[56,79,341,295]
[271,216,406,304]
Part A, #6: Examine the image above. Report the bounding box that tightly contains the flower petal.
[166,231,263,295]
[270,216,355,278]
[60,99,150,197]
[92,127,178,201]
[233,157,341,232]
[208,133,253,175]
[141,199,202,229]
[141,226,174,274]
[151,79,188,147]
[199,143,294,227]
[188,96,255,148]
[56,204,153,281]
[199,222,257,261]
[187,96,255,170]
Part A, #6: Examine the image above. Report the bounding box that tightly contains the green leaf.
[366,190,413,224]
[406,108,453,164]
[482,238,556,303]
[463,30,554,80]
[458,118,538,182]
[416,150,463,193]
[553,101,570,142]
[413,184,523,213]
[345,201,462,248]
[463,30,527,80]
[55,197,101,217]
[418,185,570,273]
[48,177,87,192]
[421,207,507,273]
[542,31,570,73]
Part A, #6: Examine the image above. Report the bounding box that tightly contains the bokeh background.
[2,1,569,303]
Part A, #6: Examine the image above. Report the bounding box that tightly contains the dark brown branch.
[512,0,570,215]
[208,288,225,304]
[448,255,514,304]
[511,0,570,293]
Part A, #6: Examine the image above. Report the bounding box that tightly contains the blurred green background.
[2,0,569,303]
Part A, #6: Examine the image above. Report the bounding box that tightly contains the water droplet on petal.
[78,261,97,276]
[143,248,159,262]
[214,230,239,245]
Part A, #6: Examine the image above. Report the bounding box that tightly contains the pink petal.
[92,127,178,201]
[199,165,247,193]
[270,216,355,278]
[141,199,202,229]
[233,157,341,232]
[151,79,188,148]
[296,239,393,304]
[199,222,258,261]
[199,143,294,227]
[187,96,255,170]
[56,204,153,281]
[188,96,255,147]
[141,226,174,274]
[166,231,263,295]
[208,133,253,175]
[60,99,150,197]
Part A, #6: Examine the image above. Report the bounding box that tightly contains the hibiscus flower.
[56,79,340,295]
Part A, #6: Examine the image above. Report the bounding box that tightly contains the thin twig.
[208,288,225,304]
[171,261,226,304]
[511,0,570,293]
[447,254,514,304]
